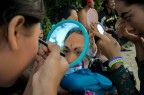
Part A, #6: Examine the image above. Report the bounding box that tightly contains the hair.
[102,0,110,9]
[0,0,45,27]
[64,27,83,42]
[57,4,76,22]
[115,0,144,6]
[82,0,88,7]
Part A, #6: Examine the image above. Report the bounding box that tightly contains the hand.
[115,18,141,43]
[88,23,96,43]
[32,42,68,95]
[116,19,144,63]
[89,29,95,42]
[90,22,121,59]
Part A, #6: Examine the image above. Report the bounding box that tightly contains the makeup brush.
[39,38,65,57]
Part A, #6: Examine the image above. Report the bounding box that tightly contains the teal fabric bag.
[60,68,116,95]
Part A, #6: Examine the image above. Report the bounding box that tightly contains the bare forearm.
[134,42,144,95]
[24,77,58,95]
[32,72,60,95]
[134,42,144,62]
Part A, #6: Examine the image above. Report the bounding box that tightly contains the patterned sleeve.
[111,65,139,95]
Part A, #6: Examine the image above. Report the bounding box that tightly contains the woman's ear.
[7,16,25,51]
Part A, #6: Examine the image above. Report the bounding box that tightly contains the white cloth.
[87,44,97,57]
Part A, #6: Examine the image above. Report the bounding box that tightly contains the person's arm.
[90,39,97,53]
[110,64,139,95]
[135,42,144,95]
[90,23,139,95]
[24,60,59,95]
[116,18,144,94]
[135,42,144,63]
[87,25,97,57]
[78,10,97,57]
[106,43,139,95]
[32,43,68,95]
[87,39,97,57]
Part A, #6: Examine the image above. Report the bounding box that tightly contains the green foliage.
[94,0,103,12]
[44,0,103,22]
[44,0,82,23]
[42,0,103,40]
[42,16,52,40]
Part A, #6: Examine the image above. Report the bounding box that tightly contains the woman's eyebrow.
[74,47,84,51]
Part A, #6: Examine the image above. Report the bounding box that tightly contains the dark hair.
[0,0,45,27]
[64,27,83,42]
[116,0,144,6]
[57,4,76,22]
[81,0,88,7]
[102,0,109,8]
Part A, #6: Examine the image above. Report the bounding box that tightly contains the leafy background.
[42,0,103,40]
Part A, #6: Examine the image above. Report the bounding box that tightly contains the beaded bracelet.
[108,56,124,68]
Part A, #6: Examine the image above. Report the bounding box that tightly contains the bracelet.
[109,56,122,62]
[108,56,124,68]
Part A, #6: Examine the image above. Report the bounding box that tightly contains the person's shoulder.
[78,8,85,13]
[78,8,86,16]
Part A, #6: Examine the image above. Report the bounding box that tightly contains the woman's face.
[0,17,40,87]
[116,1,144,36]
[63,32,84,63]
[67,10,78,21]
[106,0,115,10]
[88,0,95,8]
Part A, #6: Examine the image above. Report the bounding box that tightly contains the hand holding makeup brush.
[32,42,68,95]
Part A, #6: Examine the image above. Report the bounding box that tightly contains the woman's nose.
[66,53,77,64]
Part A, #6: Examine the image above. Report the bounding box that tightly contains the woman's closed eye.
[124,15,132,21]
